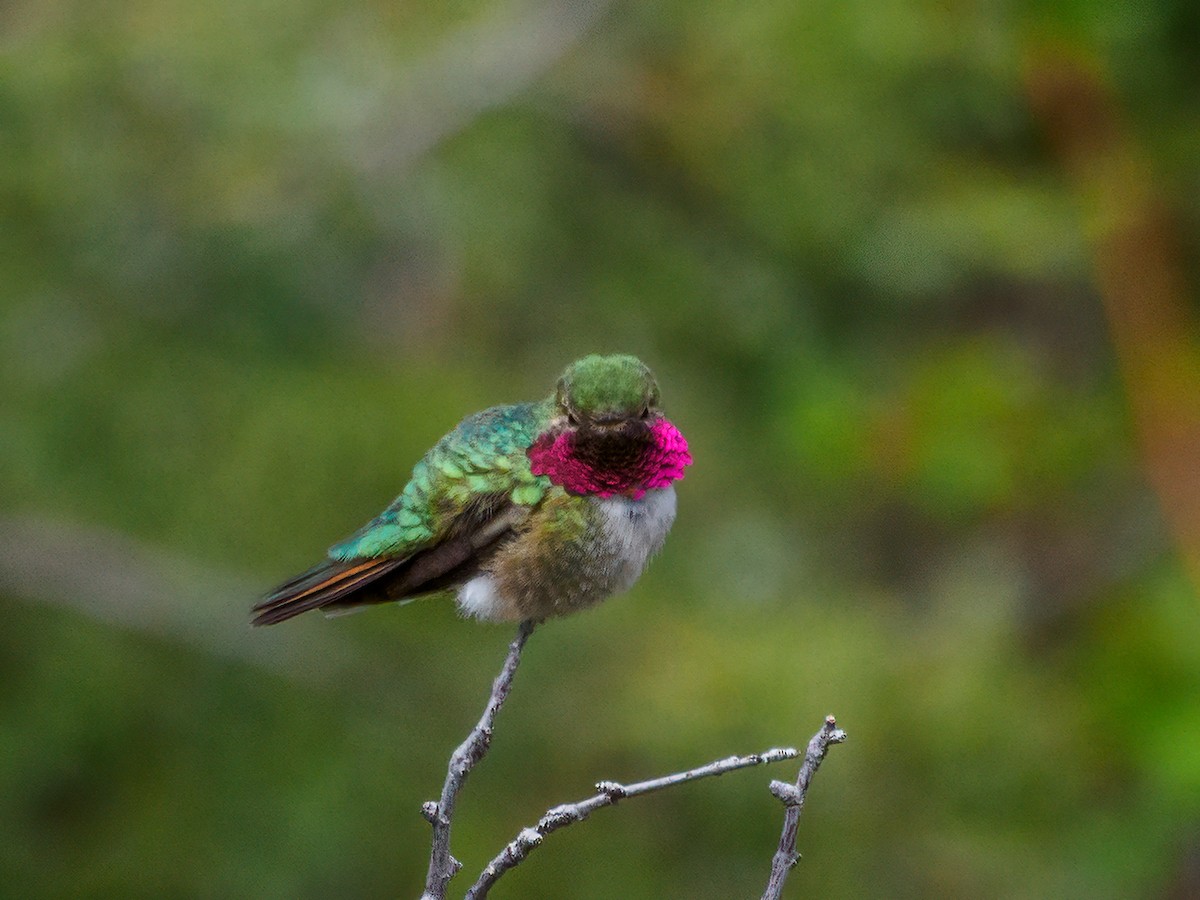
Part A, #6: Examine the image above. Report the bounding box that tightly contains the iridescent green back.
[328,399,554,561]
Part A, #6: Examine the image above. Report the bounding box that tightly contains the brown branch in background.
[421,620,536,900]
[761,716,847,900]
[1025,45,1200,595]
[466,745,804,899]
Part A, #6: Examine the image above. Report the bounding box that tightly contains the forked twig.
[466,746,802,899]
[418,621,844,899]
[761,715,847,899]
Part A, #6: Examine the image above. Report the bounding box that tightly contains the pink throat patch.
[527,419,693,499]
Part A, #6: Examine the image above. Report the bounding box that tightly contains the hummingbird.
[252,354,692,626]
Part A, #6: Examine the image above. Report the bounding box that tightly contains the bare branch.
[465,746,802,899]
[0,515,359,684]
[338,0,615,180]
[421,620,536,900]
[761,715,847,900]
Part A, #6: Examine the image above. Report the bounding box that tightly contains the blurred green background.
[3,0,1200,897]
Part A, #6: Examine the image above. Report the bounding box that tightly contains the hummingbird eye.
[639,405,651,420]
[566,410,581,427]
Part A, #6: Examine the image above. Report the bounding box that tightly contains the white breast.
[456,485,678,622]
[593,486,677,592]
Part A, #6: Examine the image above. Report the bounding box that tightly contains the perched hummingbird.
[252,355,692,626]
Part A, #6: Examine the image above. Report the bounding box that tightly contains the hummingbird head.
[554,354,661,433]
[528,354,691,499]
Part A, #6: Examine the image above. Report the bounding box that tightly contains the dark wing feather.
[251,556,410,626]
[252,494,529,626]
[377,496,527,598]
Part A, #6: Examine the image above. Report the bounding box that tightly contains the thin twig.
[761,715,847,900]
[465,746,802,899]
[421,620,536,900]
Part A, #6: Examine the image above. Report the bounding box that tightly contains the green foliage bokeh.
[2,0,1199,897]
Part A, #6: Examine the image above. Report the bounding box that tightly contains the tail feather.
[252,557,407,626]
